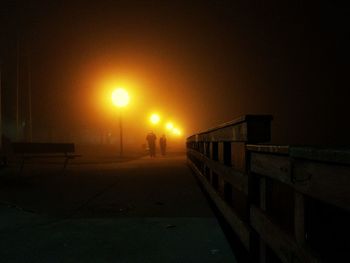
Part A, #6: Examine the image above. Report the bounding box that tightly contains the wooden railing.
[187,115,350,263]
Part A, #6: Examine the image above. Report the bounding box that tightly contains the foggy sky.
[1,1,349,146]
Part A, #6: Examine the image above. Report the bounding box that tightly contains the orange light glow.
[172,127,182,136]
[150,113,161,124]
[112,88,130,107]
[165,122,174,130]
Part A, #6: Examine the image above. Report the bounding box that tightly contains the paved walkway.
[0,154,236,262]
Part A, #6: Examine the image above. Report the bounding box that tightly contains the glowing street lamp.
[165,122,174,130]
[150,113,160,125]
[172,127,182,136]
[112,88,129,157]
[112,88,130,107]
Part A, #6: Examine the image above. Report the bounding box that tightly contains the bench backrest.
[12,143,75,154]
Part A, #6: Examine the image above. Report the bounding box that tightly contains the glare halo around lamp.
[112,88,129,157]
[150,113,160,125]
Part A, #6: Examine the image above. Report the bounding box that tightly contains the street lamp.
[112,88,130,157]
[165,122,174,130]
[172,127,182,136]
[150,113,160,125]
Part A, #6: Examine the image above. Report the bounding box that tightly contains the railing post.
[294,191,306,246]
[187,116,350,262]
[231,142,246,172]
[259,176,267,263]
[186,115,273,255]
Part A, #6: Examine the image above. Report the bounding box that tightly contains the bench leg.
[62,157,70,175]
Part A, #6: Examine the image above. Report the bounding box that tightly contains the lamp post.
[112,88,129,157]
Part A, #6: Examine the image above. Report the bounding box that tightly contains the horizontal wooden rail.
[188,149,248,194]
[187,114,350,263]
[249,147,350,212]
[250,205,320,263]
[187,158,251,250]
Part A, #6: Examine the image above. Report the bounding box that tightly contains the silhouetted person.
[146,131,157,157]
[159,134,167,156]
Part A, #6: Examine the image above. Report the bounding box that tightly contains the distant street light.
[150,113,160,125]
[112,88,129,157]
[165,122,174,130]
[172,127,182,136]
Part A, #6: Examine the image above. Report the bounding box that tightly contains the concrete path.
[0,154,236,263]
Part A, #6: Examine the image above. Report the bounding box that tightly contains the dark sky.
[1,0,349,146]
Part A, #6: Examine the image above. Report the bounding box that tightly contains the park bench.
[11,142,81,174]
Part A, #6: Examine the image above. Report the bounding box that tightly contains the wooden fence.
[187,115,350,263]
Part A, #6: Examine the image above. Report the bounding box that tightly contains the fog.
[1,1,349,148]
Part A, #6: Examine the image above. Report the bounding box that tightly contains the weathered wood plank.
[191,115,272,142]
[187,116,349,262]
[250,152,350,211]
[188,159,251,250]
[290,147,350,165]
[232,142,246,172]
[246,144,289,155]
[250,205,320,263]
[197,123,247,142]
[188,149,249,194]
[187,135,196,142]
[293,160,350,211]
[250,153,291,184]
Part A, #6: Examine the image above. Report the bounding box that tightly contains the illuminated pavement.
[0,154,236,262]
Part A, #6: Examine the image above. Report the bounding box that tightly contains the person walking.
[159,134,167,156]
[146,131,157,157]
